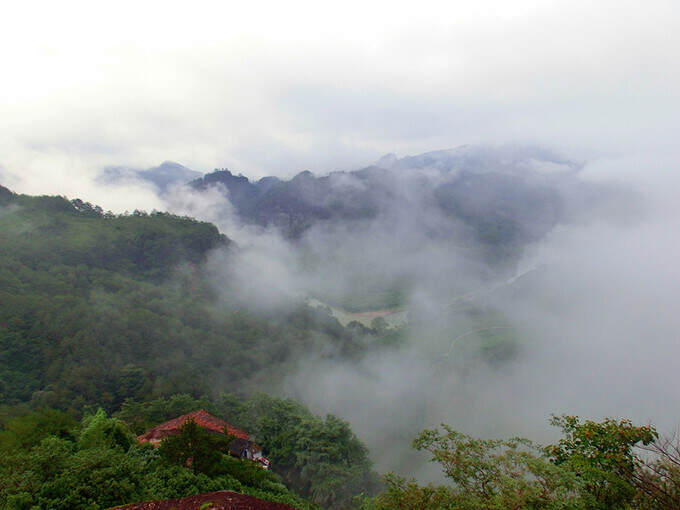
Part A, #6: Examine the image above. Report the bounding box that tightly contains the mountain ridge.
[183,146,603,268]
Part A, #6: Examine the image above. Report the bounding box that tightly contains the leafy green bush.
[361,417,673,510]
[0,407,318,510]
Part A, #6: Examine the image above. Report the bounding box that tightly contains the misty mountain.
[0,185,374,412]
[100,161,202,192]
[373,145,581,173]
[186,145,619,268]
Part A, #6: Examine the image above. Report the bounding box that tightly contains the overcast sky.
[1,0,679,208]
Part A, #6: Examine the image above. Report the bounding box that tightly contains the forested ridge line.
[0,186,366,414]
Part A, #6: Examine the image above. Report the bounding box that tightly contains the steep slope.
[0,187,363,413]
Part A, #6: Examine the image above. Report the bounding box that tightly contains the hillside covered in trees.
[2,393,678,509]
[0,185,368,413]
[0,393,379,509]
[2,184,678,509]
[0,185,382,508]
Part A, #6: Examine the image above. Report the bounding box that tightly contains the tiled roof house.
[137,410,250,445]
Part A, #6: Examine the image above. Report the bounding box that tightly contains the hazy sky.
[1,0,679,208]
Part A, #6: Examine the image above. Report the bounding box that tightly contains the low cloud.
[1,0,679,481]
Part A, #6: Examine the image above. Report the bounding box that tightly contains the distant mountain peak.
[291,170,315,181]
[375,153,398,169]
[157,160,188,169]
[100,161,202,191]
[183,145,601,250]
[371,145,581,175]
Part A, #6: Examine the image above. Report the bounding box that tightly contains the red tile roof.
[137,410,250,444]
[112,491,296,510]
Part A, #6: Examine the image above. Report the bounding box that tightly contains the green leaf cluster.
[361,416,678,510]
[363,424,586,510]
[547,415,658,509]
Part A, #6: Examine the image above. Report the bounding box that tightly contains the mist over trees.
[156,146,676,480]
[0,187,374,412]
[2,1,679,507]
[1,141,679,508]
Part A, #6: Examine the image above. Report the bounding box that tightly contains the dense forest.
[0,185,370,414]
[2,394,678,509]
[0,185,381,508]
[0,393,379,509]
[1,184,678,509]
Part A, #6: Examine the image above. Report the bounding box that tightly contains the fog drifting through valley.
[3,141,680,480]
[138,148,679,479]
[2,0,679,481]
